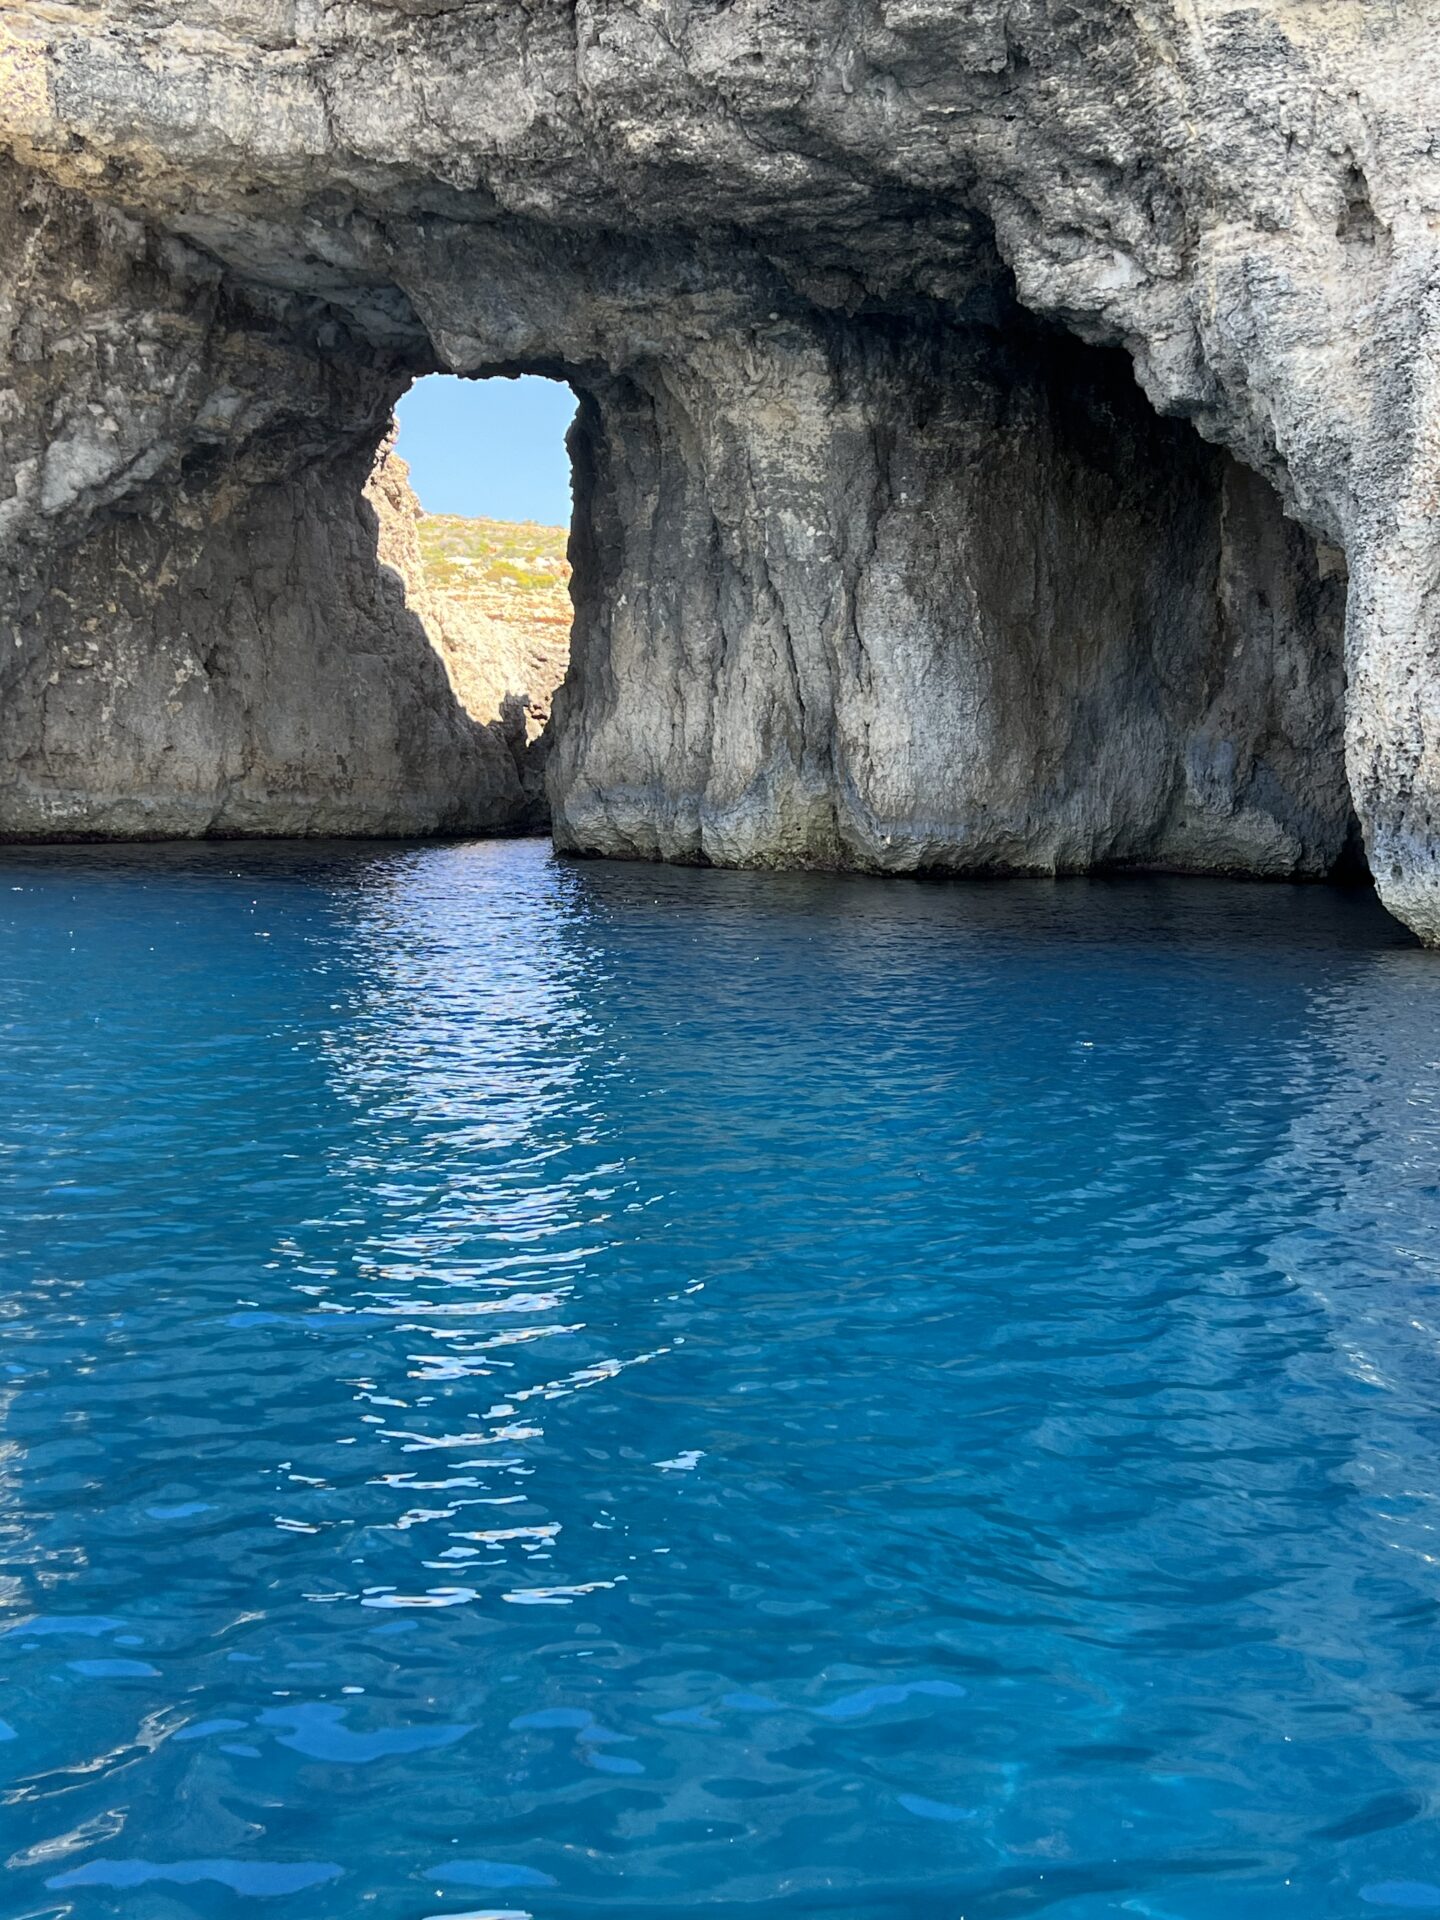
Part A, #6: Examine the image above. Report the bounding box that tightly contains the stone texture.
[553,318,1351,876]
[0,165,525,838]
[406,498,573,745]
[0,3,1436,930]
[363,432,560,822]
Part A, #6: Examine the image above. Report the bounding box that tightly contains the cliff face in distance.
[0,3,1437,936]
[412,511,572,746]
[364,432,570,755]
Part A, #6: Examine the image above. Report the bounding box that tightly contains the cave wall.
[1,1,1437,931]
[0,166,525,838]
[0,445,528,839]
[553,314,1350,876]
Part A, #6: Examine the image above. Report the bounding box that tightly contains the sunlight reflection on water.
[2,840,1440,1918]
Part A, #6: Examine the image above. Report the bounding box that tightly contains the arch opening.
[0,165,1363,892]
[364,373,578,822]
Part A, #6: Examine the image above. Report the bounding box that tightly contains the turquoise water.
[3,841,1440,1920]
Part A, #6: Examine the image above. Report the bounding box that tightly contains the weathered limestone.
[553,315,1350,875]
[369,439,572,752]
[0,166,525,837]
[1342,288,1440,944]
[0,3,1437,931]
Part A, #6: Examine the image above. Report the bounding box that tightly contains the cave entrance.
[373,372,578,753]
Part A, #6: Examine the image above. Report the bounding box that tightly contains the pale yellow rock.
[363,434,571,742]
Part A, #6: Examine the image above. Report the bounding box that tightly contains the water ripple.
[1,842,1439,1915]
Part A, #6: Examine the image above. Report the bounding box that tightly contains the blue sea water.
[2,839,1440,1919]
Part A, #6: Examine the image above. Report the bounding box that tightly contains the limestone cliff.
[0,172,526,839]
[362,432,565,816]
[553,323,1351,878]
[0,5,1435,934]
[409,505,572,746]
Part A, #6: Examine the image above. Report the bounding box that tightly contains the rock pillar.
[550,311,1352,879]
[1345,281,1440,942]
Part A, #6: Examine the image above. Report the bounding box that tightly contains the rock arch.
[0,4,1435,934]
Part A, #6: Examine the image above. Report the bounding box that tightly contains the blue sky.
[394,374,577,525]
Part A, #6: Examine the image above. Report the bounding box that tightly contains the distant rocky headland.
[412,508,571,750]
[1,3,1438,940]
[365,434,570,820]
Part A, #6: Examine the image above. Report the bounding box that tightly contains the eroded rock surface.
[554,319,1351,876]
[0,4,1436,929]
[0,168,525,837]
[406,496,572,747]
[364,432,563,821]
